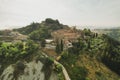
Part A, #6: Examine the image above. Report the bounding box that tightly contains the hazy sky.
[0,0,120,29]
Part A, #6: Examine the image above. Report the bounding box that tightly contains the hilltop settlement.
[0,18,120,80]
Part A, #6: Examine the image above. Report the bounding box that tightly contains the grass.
[76,54,120,80]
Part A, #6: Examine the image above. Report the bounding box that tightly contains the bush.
[15,61,26,70]
[13,61,26,80]
[45,57,54,66]
[61,51,68,59]
[45,18,59,24]
[55,64,62,73]
[0,41,39,60]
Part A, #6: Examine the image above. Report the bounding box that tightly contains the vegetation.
[71,66,88,80]
[55,40,63,54]
[1,19,120,80]
[13,61,26,80]
[60,50,88,80]
[41,57,54,80]
[54,64,62,73]
[95,28,120,41]
[41,38,46,47]
[14,18,68,41]
[59,28,120,80]
[54,64,65,80]
[0,40,39,76]
[101,34,120,75]
[0,40,39,62]
[105,28,120,41]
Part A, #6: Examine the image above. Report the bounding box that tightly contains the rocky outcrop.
[0,60,58,80]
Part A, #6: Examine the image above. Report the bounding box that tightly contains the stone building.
[51,28,81,49]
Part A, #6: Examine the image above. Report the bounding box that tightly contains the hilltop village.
[0,18,120,80]
[0,27,83,58]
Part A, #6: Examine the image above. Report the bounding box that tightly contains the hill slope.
[14,18,69,40]
[59,29,120,80]
[1,18,120,80]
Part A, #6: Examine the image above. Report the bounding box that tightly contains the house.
[45,39,53,44]
[51,27,81,49]
[45,39,56,49]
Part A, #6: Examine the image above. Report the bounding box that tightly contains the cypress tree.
[60,40,63,51]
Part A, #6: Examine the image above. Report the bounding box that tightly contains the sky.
[0,0,120,29]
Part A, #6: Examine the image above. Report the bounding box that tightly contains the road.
[41,52,71,80]
[54,60,71,80]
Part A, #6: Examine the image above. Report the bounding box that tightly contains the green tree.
[41,38,46,47]
[60,40,63,52]
[56,42,61,54]
[83,28,91,36]
[25,40,39,54]
[55,40,64,54]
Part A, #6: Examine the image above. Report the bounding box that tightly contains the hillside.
[94,27,120,41]
[0,41,65,80]
[0,18,120,80]
[59,31,120,80]
[14,18,69,41]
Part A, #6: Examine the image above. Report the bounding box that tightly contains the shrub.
[55,64,62,73]
[45,57,54,66]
